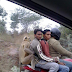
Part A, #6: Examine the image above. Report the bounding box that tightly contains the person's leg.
[58,64,69,72]
[60,59,72,72]
[36,60,59,72]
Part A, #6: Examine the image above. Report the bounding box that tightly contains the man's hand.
[52,57,59,63]
[58,62,65,65]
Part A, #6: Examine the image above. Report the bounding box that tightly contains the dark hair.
[42,29,50,34]
[34,29,42,34]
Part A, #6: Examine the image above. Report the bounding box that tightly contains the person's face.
[34,31,42,40]
[43,31,51,40]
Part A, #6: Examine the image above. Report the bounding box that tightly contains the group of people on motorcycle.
[21,28,72,72]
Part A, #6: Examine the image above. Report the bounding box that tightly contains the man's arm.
[52,41,72,58]
[30,39,53,62]
[37,44,53,62]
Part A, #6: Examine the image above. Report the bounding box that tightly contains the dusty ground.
[0,33,34,72]
[0,40,19,72]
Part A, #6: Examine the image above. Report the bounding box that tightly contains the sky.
[0,0,60,32]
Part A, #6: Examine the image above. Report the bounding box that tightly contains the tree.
[10,8,42,33]
[10,12,19,31]
[59,25,72,39]
[59,25,72,52]
[0,6,7,34]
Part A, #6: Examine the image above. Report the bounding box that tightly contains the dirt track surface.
[0,40,19,72]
